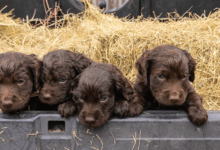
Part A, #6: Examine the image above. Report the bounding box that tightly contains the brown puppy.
[39,50,92,118]
[0,52,41,113]
[134,45,208,126]
[71,62,137,128]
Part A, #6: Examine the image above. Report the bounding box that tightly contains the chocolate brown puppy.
[71,62,137,128]
[0,52,41,113]
[134,45,208,126]
[39,50,92,118]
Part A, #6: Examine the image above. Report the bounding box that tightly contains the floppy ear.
[70,74,81,101]
[68,52,92,74]
[135,50,151,84]
[26,54,42,91]
[183,50,196,82]
[111,65,134,102]
[71,74,81,91]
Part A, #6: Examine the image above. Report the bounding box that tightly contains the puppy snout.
[43,92,52,100]
[169,91,180,103]
[85,115,96,124]
[2,100,13,108]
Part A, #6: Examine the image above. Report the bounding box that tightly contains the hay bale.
[0,5,220,110]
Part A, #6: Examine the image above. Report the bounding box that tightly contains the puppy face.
[136,45,196,106]
[71,63,132,128]
[39,50,92,105]
[0,52,41,113]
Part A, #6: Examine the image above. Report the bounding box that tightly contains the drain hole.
[48,121,65,132]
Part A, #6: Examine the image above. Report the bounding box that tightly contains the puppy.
[71,62,138,128]
[134,45,208,126]
[0,52,41,113]
[39,50,92,118]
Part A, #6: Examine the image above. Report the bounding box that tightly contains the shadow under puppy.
[0,52,41,113]
[39,50,92,118]
[134,45,208,126]
[71,62,141,128]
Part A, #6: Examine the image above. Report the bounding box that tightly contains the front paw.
[188,106,208,126]
[114,101,129,118]
[58,101,76,118]
[128,102,144,117]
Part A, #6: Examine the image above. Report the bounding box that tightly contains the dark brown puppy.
[71,62,138,128]
[134,45,208,126]
[39,50,92,118]
[0,52,41,113]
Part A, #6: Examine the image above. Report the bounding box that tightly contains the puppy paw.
[188,106,208,126]
[58,101,76,118]
[114,101,129,118]
[128,102,144,117]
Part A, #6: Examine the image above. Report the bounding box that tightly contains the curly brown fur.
[71,62,137,128]
[134,45,208,126]
[0,52,41,113]
[39,50,92,118]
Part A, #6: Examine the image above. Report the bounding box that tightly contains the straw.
[0,4,220,110]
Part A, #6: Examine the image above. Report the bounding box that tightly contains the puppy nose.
[169,92,180,103]
[85,116,96,124]
[2,101,13,108]
[43,93,52,100]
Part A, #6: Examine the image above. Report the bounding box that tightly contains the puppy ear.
[183,50,196,82]
[135,50,150,84]
[26,54,42,91]
[70,74,81,101]
[69,52,92,74]
[71,74,80,90]
[112,65,134,101]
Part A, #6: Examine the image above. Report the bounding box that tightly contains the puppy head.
[39,50,92,105]
[135,45,196,106]
[71,63,133,128]
[0,52,41,113]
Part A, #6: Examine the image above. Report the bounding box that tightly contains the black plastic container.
[0,0,55,20]
[0,110,219,150]
[142,0,220,18]
[1,0,220,19]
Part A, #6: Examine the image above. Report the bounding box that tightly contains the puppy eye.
[59,78,67,83]
[157,75,164,79]
[17,79,24,85]
[182,75,186,80]
[182,75,188,80]
[79,97,84,101]
[101,97,108,102]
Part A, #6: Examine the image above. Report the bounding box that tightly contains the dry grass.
[0,4,220,110]
[72,130,82,146]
